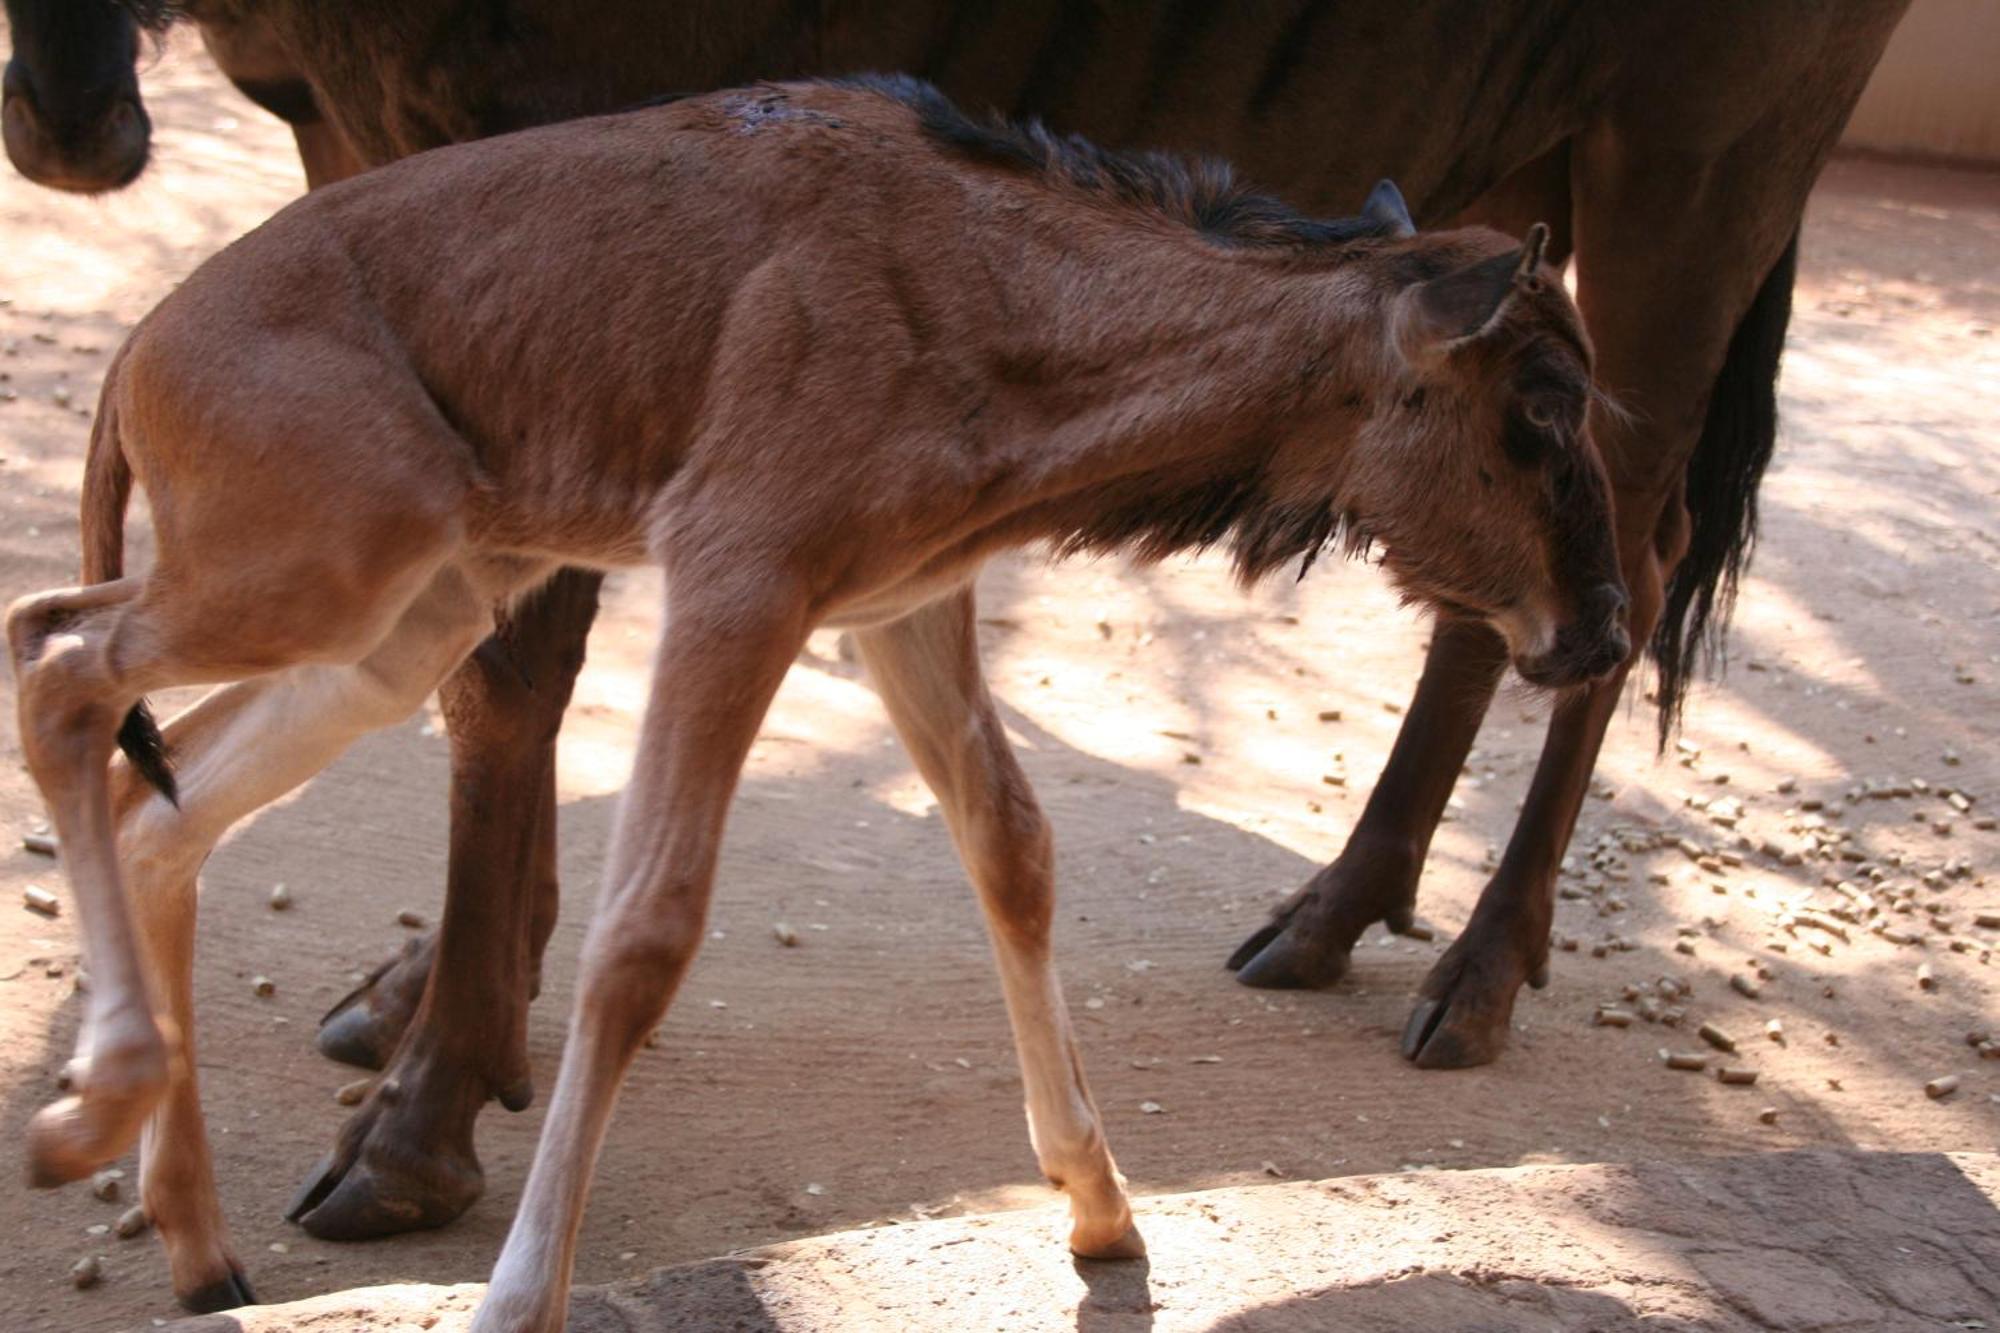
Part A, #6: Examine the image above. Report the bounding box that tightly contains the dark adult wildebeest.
[3,0,1910,1296]
[10,78,1625,1325]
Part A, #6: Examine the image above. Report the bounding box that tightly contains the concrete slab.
[155,1150,2000,1332]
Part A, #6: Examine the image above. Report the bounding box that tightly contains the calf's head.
[1334,216,1629,690]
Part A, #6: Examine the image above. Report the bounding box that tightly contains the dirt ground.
[1,33,1996,1333]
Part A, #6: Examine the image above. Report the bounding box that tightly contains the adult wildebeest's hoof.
[1227,840,1421,989]
[316,934,437,1069]
[1399,931,1545,1069]
[286,1071,486,1239]
[181,1268,258,1314]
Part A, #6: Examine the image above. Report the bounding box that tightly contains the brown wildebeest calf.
[8,77,1625,1322]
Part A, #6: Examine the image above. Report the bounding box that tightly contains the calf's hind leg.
[112,575,491,1307]
[855,589,1141,1259]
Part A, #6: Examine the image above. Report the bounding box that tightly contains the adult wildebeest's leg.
[316,574,598,1070]
[854,590,1142,1259]
[1230,151,1571,991]
[295,572,601,1241]
[1229,617,1507,987]
[477,577,808,1333]
[1399,70,1886,1065]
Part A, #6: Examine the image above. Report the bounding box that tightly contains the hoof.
[1399,940,1531,1069]
[317,937,433,1070]
[286,1087,486,1242]
[1071,1220,1147,1262]
[181,1268,258,1314]
[1227,845,1420,990]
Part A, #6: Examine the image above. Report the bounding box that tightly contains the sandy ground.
[0,32,1996,1333]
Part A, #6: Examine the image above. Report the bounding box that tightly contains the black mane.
[842,73,1397,252]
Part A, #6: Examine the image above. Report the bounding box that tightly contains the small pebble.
[90,1171,119,1203]
[70,1254,101,1290]
[268,883,292,911]
[1139,1100,1165,1114]
[396,909,426,929]
[23,885,60,917]
[1924,1074,1959,1100]
[114,1206,149,1239]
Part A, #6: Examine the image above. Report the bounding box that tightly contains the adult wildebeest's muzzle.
[2,59,150,193]
[1514,581,1631,690]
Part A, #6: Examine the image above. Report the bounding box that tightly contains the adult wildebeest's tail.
[80,368,177,805]
[1649,232,1798,748]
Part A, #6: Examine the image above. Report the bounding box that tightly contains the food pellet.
[334,1078,372,1107]
[22,830,57,856]
[1664,1051,1708,1071]
[268,883,292,911]
[23,885,60,917]
[71,1254,101,1289]
[1718,1066,1759,1086]
[252,975,276,998]
[1698,1022,1737,1053]
[1729,974,1762,1000]
[1924,1074,1959,1100]
[1757,1106,1779,1125]
[1593,1007,1634,1028]
[114,1206,149,1239]
[396,909,426,929]
[1916,964,1937,992]
[772,922,799,947]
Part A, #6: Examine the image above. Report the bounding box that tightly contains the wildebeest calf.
[7,76,1626,1326]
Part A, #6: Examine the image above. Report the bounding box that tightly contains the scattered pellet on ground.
[334,1078,372,1107]
[773,922,799,947]
[268,883,292,911]
[1664,1051,1708,1071]
[396,908,426,929]
[71,1254,101,1289]
[1757,1106,1779,1125]
[1924,1074,1959,1100]
[22,829,56,856]
[1730,973,1762,1000]
[113,1206,148,1239]
[1593,1007,1634,1028]
[23,885,59,917]
[1698,1022,1737,1053]
[1718,1067,1759,1086]
[89,1171,118,1203]
[251,975,276,998]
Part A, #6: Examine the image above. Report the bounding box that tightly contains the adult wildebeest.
[3,0,1910,1292]
[9,77,1625,1325]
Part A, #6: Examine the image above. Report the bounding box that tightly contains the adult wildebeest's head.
[1339,198,1629,690]
[2,0,169,192]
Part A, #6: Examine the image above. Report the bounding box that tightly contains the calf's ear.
[1394,222,1551,368]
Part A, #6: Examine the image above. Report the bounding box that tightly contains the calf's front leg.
[475,578,808,1333]
[855,589,1141,1258]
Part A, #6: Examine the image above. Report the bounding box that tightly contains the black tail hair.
[118,701,178,806]
[1649,232,1798,746]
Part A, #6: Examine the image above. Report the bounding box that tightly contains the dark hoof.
[286,1105,485,1242]
[181,1268,257,1314]
[1231,924,1353,990]
[1399,942,1531,1069]
[317,937,434,1070]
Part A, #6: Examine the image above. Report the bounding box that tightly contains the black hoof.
[1398,944,1525,1069]
[286,1145,483,1241]
[181,1268,257,1314]
[1231,925,1352,990]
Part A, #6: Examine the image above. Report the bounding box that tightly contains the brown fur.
[8,80,1623,1327]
